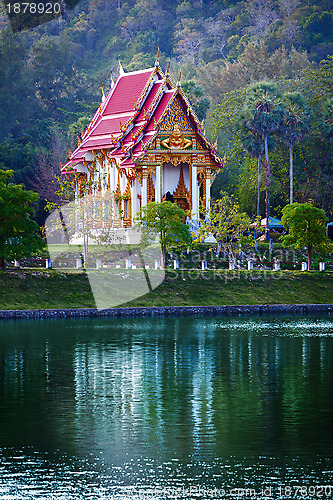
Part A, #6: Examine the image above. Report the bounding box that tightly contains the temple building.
[62,61,223,227]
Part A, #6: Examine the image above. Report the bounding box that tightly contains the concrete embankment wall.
[1,304,333,320]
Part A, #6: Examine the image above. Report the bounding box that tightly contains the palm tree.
[241,81,285,240]
[282,92,312,204]
[238,130,275,244]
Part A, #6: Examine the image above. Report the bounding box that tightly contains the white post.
[174,260,179,269]
[142,169,148,207]
[229,261,235,270]
[14,260,20,268]
[319,262,325,272]
[273,260,280,271]
[76,258,82,269]
[155,260,160,269]
[96,259,102,269]
[247,260,253,271]
[155,165,161,203]
[202,260,207,270]
[301,262,307,271]
[46,258,52,269]
[191,165,199,220]
[125,259,131,269]
[205,175,210,214]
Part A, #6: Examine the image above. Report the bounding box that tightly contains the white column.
[155,165,161,203]
[205,175,211,213]
[131,179,140,224]
[142,169,148,207]
[113,162,117,191]
[191,165,199,220]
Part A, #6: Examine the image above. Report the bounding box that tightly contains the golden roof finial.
[177,69,181,87]
[101,83,105,102]
[119,56,125,75]
[166,59,170,77]
[110,68,114,88]
[155,47,160,66]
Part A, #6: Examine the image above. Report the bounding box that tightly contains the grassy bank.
[1,269,333,310]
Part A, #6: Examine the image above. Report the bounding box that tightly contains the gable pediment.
[159,97,194,133]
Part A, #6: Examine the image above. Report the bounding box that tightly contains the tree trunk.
[255,154,262,243]
[264,134,270,241]
[83,234,89,268]
[161,248,166,269]
[58,209,70,244]
[257,154,261,219]
[290,140,293,204]
[308,244,312,271]
[0,257,5,269]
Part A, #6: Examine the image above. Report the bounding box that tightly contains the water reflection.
[0,315,333,497]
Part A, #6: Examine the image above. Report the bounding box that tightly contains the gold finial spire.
[177,69,181,87]
[119,56,125,75]
[166,59,170,77]
[110,68,114,88]
[155,47,160,66]
[101,83,105,102]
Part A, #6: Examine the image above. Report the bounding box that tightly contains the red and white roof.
[63,64,223,171]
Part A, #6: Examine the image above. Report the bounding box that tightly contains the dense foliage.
[211,56,333,218]
[281,202,332,269]
[0,170,44,267]
[0,0,332,226]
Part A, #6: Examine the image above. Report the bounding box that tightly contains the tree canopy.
[281,202,332,270]
[0,170,44,267]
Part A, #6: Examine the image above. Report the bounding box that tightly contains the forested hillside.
[0,0,332,221]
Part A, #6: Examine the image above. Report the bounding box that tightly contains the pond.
[0,314,333,499]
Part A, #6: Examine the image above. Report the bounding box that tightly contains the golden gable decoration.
[160,98,193,133]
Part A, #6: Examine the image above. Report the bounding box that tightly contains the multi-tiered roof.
[63,63,223,173]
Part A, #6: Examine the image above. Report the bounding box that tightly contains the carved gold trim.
[160,153,192,166]
[147,166,156,176]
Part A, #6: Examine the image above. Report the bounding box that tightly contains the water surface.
[0,314,333,498]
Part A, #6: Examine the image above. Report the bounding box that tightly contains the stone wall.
[1,304,333,320]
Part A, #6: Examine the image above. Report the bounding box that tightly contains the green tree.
[282,92,312,204]
[281,202,332,270]
[235,122,274,228]
[135,201,192,268]
[198,192,251,263]
[0,170,44,268]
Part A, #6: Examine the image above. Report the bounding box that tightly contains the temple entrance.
[162,162,190,212]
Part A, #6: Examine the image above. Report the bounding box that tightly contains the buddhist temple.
[62,60,224,227]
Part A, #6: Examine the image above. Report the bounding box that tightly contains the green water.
[0,314,333,498]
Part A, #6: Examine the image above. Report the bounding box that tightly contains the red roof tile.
[103,69,153,115]
[89,114,133,137]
